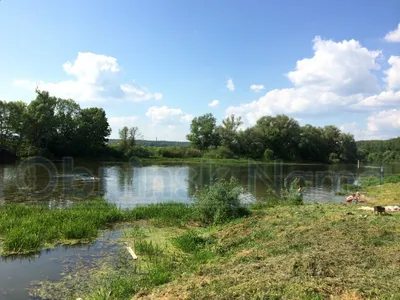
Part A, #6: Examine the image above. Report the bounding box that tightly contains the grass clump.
[0,199,125,255]
[172,230,216,253]
[0,200,195,255]
[193,177,250,226]
[126,202,194,226]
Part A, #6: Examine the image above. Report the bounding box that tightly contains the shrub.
[263,148,274,161]
[193,177,250,225]
[203,146,235,159]
[126,146,153,158]
[280,177,304,205]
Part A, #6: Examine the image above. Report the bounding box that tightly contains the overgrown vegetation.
[0,200,194,255]
[193,177,250,225]
[357,137,400,163]
[31,182,400,299]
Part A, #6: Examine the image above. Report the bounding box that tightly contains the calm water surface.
[0,159,399,299]
[1,159,398,207]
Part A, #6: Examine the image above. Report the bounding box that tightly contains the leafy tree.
[76,107,111,155]
[25,90,58,153]
[254,115,301,161]
[187,113,219,150]
[217,115,243,154]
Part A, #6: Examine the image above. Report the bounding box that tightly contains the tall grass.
[0,200,193,255]
[360,174,400,187]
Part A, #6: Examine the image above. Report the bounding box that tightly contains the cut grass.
[134,203,400,300]
[364,182,400,206]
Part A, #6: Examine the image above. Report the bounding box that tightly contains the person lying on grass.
[345,192,360,205]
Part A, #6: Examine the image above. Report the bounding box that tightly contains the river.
[0,158,399,299]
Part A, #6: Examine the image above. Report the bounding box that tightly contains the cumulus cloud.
[353,90,400,109]
[208,100,219,107]
[384,56,400,91]
[226,79,235,91]
[250,84,265,92]
[225,36,396,125]
[384,23,400,43]
[108,116,139,137]
[340,109,400,140]
[146,106,193,124]
[13,52,162,103]
[287,36,381,96]
[367,109,400,133]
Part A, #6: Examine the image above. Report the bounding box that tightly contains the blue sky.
[1,0,399,141]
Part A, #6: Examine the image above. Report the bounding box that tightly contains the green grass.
[0,200,194,255]
[139,157,324,165]
[360,174,400,187]
[132,203,400,300]
[30,182,400,299]
[364,182,400,205]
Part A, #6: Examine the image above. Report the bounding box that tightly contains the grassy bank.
[29,182,400,300]
[139,157,324,165]
[0,200,193,255]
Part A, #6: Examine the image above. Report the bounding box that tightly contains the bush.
[263,148,274,161]
[184,147,202,158]
[126,146,153,158]
[203,146,235,159]
[281,177,304,205]
[256,178,304,208]
[194,177,250,225]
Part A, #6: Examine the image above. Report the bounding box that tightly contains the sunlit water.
[0,159,399,299]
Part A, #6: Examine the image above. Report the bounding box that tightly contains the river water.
[0,158,399,299]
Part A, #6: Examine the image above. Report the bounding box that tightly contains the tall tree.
[25,90,58,153]
[187,113,219,150]
[217,115,243,154]
[76,107,111,155]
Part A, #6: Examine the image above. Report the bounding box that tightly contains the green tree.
[76,107,111,155]
[254,115,301,161]
[187,113,219,150]
[25,90,58,153]
[217,115,243,154]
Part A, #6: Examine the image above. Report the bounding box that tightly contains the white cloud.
[340,109,400,140]
[108,116,139,138]
[226,79,235,91]
[226,36,385,125]
[384,56,400,91]
[13,52,162,103]
[367,109,400,133]
[287,36,381,96]
[384,23,400,43]
[208,100,219,107]
[250,84,265,92]
[146,105,193,124]
[353,90,400,109]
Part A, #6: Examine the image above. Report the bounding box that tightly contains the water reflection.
[0,160,399,207]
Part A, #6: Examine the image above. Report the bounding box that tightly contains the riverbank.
[22,182,400,299]
[138,157,325,165]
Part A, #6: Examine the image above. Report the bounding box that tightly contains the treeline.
[108,139,190,147]
[0,90,111,159]
[357,137,400,163]
[1,90,398,164]
[185,114,358,163]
